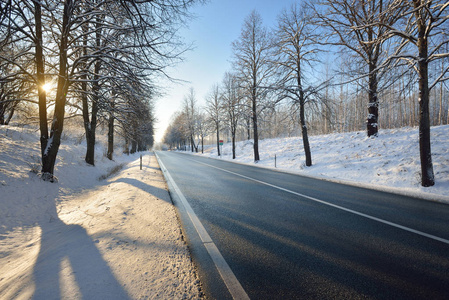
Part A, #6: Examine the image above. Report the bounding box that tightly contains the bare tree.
[232,10,273,162]
[205,84,222,156]
[0,0,52,172]
[0,0,202,180]
[195,111,209,153]
[183,87,199,152]
[312,0,402,137]
[221,72,242,159]
[274,3,322,167]
[383,0,449,186]
[37,0,75,180]
[163,111,188,150]
[77,2,103,166]
[0,43,31,125]
[1,0,105,179]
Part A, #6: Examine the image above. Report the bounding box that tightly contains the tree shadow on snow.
[32,194,130,300]
[113,177,172,205]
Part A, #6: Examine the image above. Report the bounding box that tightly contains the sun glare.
[42,83,52,93]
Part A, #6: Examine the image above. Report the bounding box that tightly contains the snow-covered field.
[192,125,449,203]
[0,126,201,299]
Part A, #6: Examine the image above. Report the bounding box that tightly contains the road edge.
[155,151,250,300]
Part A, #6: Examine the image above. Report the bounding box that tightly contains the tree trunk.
[84,13,102,166]
[252,94,260,162]
[123,137,130,155]
[190,135,196,152]
[85,124,96,165]
[81,76,94,164]
[5,105,15,125]
[131,140,137,154]
[447,94,449,125]
[416,14,435,187]
[299,93,312,167]
[439,76,443,125]
[232,128,236,159]
[193,136,198,152]
[216,122,221,156]
[247,117,251,140]
[324,83,329,134]
[35,2,49,159]
[85,77,99,165]
[81,21,91,162]
[297,58,312,167]
[367,61,379,137]
[41,0,72,181]
[137,140,145,152]
[0,104,4,125]
[107,112,114,160]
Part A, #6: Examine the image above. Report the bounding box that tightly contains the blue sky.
[154,0,298,142]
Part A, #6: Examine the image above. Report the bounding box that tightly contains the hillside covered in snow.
[191,125,449,203]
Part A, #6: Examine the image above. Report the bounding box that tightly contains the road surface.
[155,151,449,300]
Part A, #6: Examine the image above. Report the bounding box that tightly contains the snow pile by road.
[195,125,449,203]
[0,125,201,299]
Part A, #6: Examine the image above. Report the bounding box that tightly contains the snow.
[0,126,201,299]
[192,125,449,203]
[43,135,53,157]
[2,124,448,299]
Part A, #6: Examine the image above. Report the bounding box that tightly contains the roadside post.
[140,154,142,170]
[219,140,223,157]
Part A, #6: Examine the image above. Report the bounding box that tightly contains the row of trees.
[0,0,202,180]
[164,0,449,187]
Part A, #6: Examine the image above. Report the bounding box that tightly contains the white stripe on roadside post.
[156,153,250,300]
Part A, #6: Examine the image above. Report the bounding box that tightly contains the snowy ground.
[1,125,448,299]
[0,126,201,299]
[191,125,449,204]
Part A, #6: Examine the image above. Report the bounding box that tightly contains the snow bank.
[193,126,449,203]
[0,125,201,299]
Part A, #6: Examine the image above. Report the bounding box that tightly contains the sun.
[42,83,52,93]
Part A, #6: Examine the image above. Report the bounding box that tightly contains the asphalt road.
[155,151,449,300]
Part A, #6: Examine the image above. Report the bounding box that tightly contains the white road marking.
[193,159,449,246]
[156,153,250,300]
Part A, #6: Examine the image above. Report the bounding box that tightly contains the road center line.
[155,153,250,300]
[193,158,449,246]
